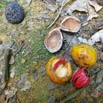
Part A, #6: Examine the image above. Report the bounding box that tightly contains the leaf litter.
[88,29,103,46]
[18,74,31,91]
[0,0,103,103]
[91,83,103,97]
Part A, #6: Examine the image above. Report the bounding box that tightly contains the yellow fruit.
[71,43,97,67]
[46,56,72,84]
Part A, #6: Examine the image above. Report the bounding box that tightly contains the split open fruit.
[46,56,72,84]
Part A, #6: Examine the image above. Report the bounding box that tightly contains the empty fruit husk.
[60,16,81,33]
[44,28,63,53]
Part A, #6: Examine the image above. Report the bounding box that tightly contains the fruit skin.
[72,68,90,88]
[53,58,65,71]
[71,43,97,67]
[46,56,72,84]
[5,2,24,24]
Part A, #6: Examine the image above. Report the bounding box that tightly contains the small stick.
[0,49,11,94]
[48,0,71,29]
[13,43,24,56]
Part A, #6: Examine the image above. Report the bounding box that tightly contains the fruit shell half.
[60,16,81,33]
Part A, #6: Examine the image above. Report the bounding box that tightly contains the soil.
[0,0,103,103]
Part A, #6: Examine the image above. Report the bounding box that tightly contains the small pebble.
[18,74,27,88]
[48,96,56,103]
[90,27,95,35]
[38,10,50,19]
[38,14,50,20]
[31,71,38,81]
[47,5,57,12]
[79,15,87,24]
[39,67,46,77]
[21,59,26,63]
[48,82,59,90]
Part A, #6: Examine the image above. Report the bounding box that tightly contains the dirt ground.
[0,0,103,103]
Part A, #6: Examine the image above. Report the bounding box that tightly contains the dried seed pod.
[60,16,81,33]
[44,28,63,53]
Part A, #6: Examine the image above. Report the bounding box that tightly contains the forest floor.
[0,0,103,103]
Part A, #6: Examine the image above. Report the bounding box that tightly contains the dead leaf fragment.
[0,94,6,103]
[18,74,31,91]
[20,0,32,6]
[91,83,103,97]
[88,29,103,45]
[43,0,56,5]
[10,68,16,78]
[66,0,99,21]
[21,81,31,91]
[5,87,18,102]
[87,3,99,21]
[67,0,88,15]
[26,0,32,5]
[56,0,67,5]
[96,70,103,83]
[47,5,58,12]
[89,0,102,12]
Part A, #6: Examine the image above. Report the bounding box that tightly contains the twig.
[0,49,11,94]
[91,83,103,97]
[60,88,83,103]
[13,43,24,56]
[2,49,11,82]
[48,0,71,29]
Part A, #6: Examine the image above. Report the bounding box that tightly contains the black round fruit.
[5,2,24,24]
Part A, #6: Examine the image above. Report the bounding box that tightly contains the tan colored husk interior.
[44,28,63,53]
[61,16,81,32]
